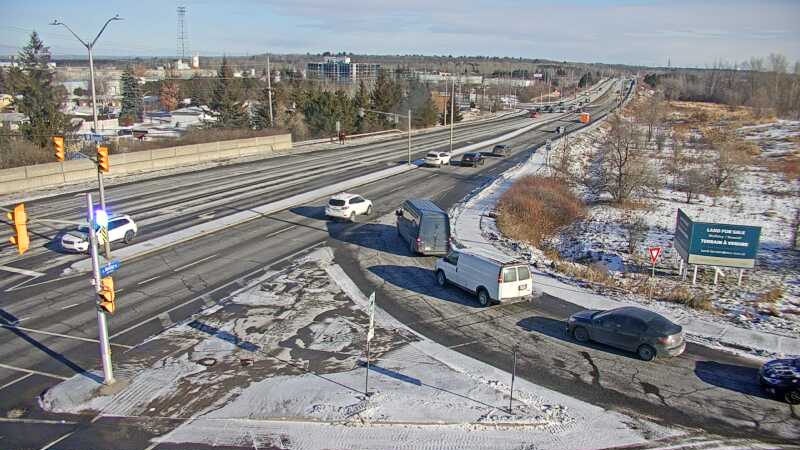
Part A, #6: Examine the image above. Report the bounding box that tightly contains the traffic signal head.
[6,203,29,255]
[97,146,110,173]
[52,136,65,161]
[98,276,115,314]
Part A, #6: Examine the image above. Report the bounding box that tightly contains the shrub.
[496,176,586,247]
[659,286,715,311]
[758,287,784,303]
[0,140,53,169]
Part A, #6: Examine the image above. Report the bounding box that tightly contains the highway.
[4,79,794,449]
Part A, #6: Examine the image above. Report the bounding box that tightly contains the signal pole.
[86,193,114,385]
[449,77,455,153]
[52,16,121,260]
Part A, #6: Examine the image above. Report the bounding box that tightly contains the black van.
[395,199,451,255]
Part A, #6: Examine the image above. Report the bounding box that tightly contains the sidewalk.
[43,247,672,450]
[449,126,800,358]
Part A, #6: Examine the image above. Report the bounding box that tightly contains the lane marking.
[0,417,76,425]
[0,324,133,349]
[264,225,297,239]
[4,272,84,293]
[387,185,406,194]
[0,265,45,277]
[39,431,75,450]
[0,363,68,380]
[0,373,33,391]
[173,254,218,272]
[137,275,161,285]
[60,303,80,310]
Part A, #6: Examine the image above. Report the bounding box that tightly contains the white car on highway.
[424,151,452,167]
[325,193,373,221]
[60,215,138,252]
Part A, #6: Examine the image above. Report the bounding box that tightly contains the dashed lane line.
[172,254,218,272]
[137,275,161,285]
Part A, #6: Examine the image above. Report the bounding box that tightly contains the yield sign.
[648,247,662,264]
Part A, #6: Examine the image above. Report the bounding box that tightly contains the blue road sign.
[100,259,121,278]
[674,209,761,269]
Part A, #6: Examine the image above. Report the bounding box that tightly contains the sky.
[2,0,799,68]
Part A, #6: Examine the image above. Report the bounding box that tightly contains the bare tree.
[678,168,712,204]
[665,135,687,189]
[639,93,665,143]
[709,136,751,194]
[597,114,661,203]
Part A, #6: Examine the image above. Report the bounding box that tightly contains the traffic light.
[98,276,116,314]
[6,203,29,255]
[52,136,65,161]
[97,146,110,173]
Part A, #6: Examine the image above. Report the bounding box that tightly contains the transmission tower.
[176,6,189,60]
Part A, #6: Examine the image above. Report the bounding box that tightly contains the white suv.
[424,151,451,167]
[60,215,138,252]
[325,193,373,221]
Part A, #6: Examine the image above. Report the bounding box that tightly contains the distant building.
[306,56,380,84]
[0,112,27,130]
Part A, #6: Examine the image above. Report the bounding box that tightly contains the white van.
[434,249,533,306]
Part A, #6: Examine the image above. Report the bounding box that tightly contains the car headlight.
[762,376,781,385]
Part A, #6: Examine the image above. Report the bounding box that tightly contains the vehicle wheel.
[477,289,490,307]
[637,344,656,362]
[572,326,589,343]
[123,230,135,244]
[436,270,447,287]
[350,212,356,222]
[785,389,800,405]
[366,205,373,215]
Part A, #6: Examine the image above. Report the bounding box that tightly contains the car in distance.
[435,249,532,307]
[60,215,138,252]
[396,199,450,255]
[325,193,373,221]
[567,306,685,361]
[424,151,451,167]
[460,152,485,167]
[490,144,511,157]
[759,357,800,404]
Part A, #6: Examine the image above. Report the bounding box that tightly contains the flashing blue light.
[95,209,109,228]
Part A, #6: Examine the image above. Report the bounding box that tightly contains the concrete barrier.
[0,133,292,195]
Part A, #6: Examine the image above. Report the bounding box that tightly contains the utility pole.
[86,193,114,385]
[449,77,455,153]
[266,53,274,126]
[52,16,122,260]
[407,109,412,165]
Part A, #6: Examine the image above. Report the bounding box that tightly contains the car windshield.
[464,153,475,159]
[329,199,346,206]
[427,152,438,157]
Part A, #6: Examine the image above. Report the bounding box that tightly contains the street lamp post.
[51,15,122,259]
[359,108,413,165]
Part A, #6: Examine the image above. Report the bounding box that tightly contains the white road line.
[0,324,133,349]
[264,225,297,239]
[0,373,33,391]
[39,431,75,450]
[0,416,76,425]
[60,303,80,310]
[387,185,406,194]
[0,363,68,380]
[138,275,161,285]
[173,254,218,272]
[0,265,45,277]
[4,272,83,293]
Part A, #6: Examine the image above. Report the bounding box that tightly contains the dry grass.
[670,101,775,127]
[112,127,288,154]
[763,158,800,182]
[758,286,784,303]
[557,261,616,286]
[496,176,586,247]
[0,140,53,169]
[659,286,716,311]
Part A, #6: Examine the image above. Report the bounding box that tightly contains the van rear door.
[419,215,449,255]
[498,265,533,300]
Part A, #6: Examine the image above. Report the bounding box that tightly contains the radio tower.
[176,6,189,60]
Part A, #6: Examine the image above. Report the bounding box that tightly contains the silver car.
[567,306,685,361]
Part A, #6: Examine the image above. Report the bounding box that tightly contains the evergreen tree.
[370,70,401,128]
[8,31,71,147]
[119,66,142,124]
[210,57,248,128]
[417,95,439,128]
[189,74,212,106]
[354,79,374,133]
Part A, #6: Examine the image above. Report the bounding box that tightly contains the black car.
[490,144,511,157]
[567,306,686,361]
[759,357,800,404]
[460,152,485,167]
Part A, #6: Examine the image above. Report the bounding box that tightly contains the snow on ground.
[737,120,800,158]
[450,119,800,358]
[41,245,671,450]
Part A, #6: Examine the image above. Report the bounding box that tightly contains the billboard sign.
[674,209,761,269]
